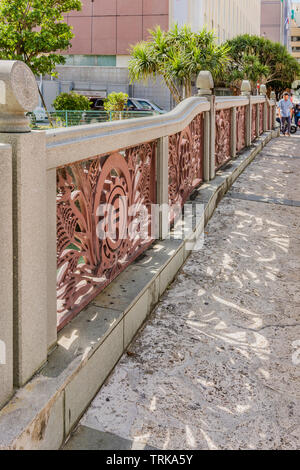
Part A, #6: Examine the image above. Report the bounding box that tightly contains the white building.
[169,0,261,42]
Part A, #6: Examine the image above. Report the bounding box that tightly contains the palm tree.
[128,24,229,104]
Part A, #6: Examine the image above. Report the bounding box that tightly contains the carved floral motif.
[215,109,231,169]
[236,106,246,152]
[56,142,157,328]
[252,104,257,141]
[259,103,264,135]
[168,113,204,221]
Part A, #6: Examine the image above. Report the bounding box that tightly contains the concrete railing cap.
[241,80,251,95]
[196,71,214,95]
[260,84,267,96]
[0,60,39,133]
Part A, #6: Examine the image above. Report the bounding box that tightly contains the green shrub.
[52,92,92,110]
[104,92,129,112]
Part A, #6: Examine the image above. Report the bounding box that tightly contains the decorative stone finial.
[196,71,214,96]
[259,84,267,96]
[270,91,276,101]
[241,80,251,96]
[0,60,39,133]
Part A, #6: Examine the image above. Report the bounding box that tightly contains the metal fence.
[30,109,156,128]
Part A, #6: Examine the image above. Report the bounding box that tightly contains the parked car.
[127,98,166,114]
[90,97,166,114]
[32,106,47,122]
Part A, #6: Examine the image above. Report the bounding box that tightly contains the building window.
[97,56,116,67]
[63,55,116,67]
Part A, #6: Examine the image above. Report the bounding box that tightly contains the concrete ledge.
[0,129,279,450]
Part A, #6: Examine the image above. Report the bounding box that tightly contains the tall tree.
[129,24,229,104]
[219,34,300,94]
[0,0,82,121]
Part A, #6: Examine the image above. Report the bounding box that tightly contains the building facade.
[170,0,261,42]
[64,0,261,67]
[42,1,261,111]
[261,0,292,50]
[64,0,169,67]
[291,2,300,63]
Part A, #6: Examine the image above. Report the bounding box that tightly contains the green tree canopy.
[219,34,300,94]
[0,0,81,76]
[129,24,229,104]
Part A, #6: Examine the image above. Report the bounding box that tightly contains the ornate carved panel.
[57,142,157,329]
[236,106,246,152]
[168,113,204,221]
[215,108,231,170]
[259,103,264,134]
[251,104,257,141]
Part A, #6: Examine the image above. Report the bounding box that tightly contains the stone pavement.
[64,135,300,450]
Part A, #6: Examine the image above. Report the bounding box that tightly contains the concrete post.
[0,143,13,409]
[157,136,169,240]
[246,97,253,146]
[269,101,273,130]
[260,85,268,132]
[197,71,215,180]
[0,61,48,386]
[241,81,252,147]
[203,111,210,181]
[231,107,237,159]
[259,84,267,96]
[263,101,268,132]
[273,105,277,129]
[47,169,58,352]
[209,95,216,180]
[270,92,277,129]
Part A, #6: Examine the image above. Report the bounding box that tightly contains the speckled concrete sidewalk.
[64,135,300,450]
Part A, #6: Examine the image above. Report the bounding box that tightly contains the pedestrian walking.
[278,92,294,136]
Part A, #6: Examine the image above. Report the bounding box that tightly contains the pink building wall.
[65,0,169,56]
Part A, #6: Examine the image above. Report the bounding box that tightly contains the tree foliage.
[0,0,82,76]
[129,24,229,104]
[52,92,91,111]
[218,34,300,94]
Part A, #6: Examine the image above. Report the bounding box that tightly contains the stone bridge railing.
[0,62,277,411]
